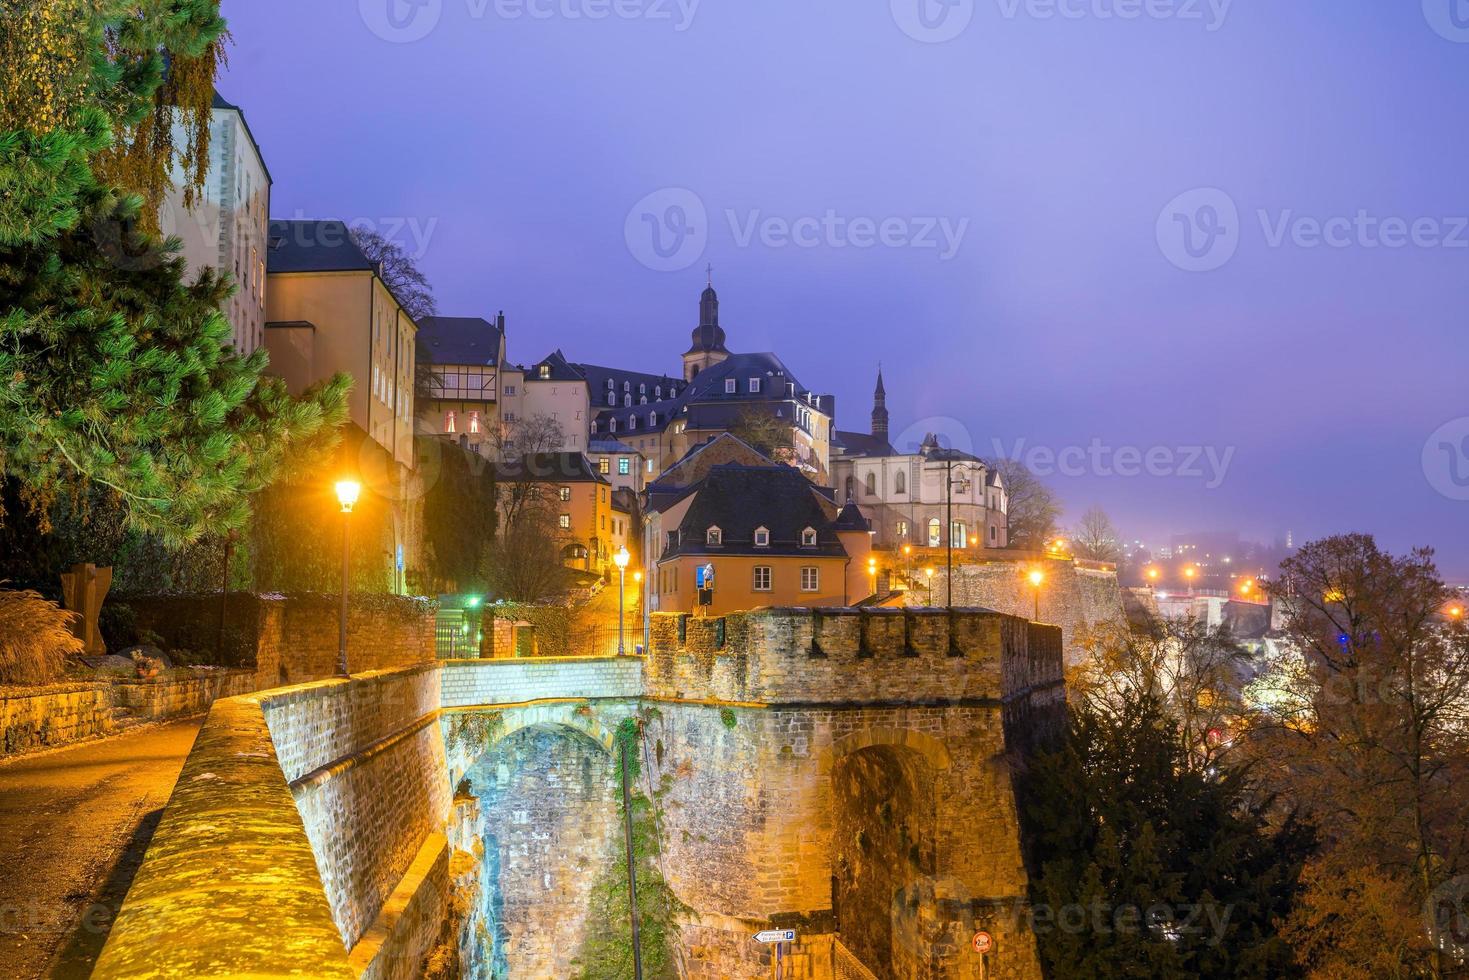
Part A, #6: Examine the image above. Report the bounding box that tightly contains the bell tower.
[683,268,730,382]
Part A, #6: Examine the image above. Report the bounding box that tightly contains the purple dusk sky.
[221,0,1469,577]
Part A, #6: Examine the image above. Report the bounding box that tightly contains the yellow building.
[494,453,615,576]
[651,464,872,616]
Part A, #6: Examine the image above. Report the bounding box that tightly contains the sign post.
[754,930,797,980]
[972,931,994,980]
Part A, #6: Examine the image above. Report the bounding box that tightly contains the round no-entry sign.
[973,931,994,955]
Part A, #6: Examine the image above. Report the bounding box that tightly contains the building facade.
[494,453,615,576]
[158,93,271,355]
[417,314,506,457]
[831,372,1009,552]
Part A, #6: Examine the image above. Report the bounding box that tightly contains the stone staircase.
[832,938,879,980]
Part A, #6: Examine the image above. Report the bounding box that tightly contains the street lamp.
[334,479,361,678]
[1183,566,1197,591]
[925,567,935,605]
[867,556,878,598]
[614,546,630,655]
[1146,566,1161,585]
[1027,568,1045,621]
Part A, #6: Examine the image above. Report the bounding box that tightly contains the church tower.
[871,367,889,441]
[683,271,730,382]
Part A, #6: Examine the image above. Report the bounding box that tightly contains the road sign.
[755,929,796,944]
[973,931,994,954]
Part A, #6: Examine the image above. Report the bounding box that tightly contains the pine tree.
[1021,693,1313,979]
[0,1,349,546]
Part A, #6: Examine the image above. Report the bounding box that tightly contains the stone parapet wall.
[0,682,113,756]
[111,668,257,721]
[440,655,643,709]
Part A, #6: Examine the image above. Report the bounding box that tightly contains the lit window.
[753,566,772,591]
[444,411,456,434]
[468,411,480,434]
[599,458,610,475]
[558,514,571,529]
[896,520,908,538]
[928,519,941,547]
[559,486,572,502]
[801,527,817,547]
[950,522,966,548]
[749,378,761,393]
[539,365,551,379]
[754,526,770,548]
[801,567,819,592]
[618,458,631,475]
[707,526,722,546]
[725,379,737,394]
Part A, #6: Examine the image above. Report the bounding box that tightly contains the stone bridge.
[92,607,1064,980]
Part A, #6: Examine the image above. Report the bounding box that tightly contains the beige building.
[494,453,615,576]
[264,219,417,470]
[417,314,506,457]
[650,463,872,616]
[158,93,271,355]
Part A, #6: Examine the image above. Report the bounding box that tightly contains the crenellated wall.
[96,608,1062,980]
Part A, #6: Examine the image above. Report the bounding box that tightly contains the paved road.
[0,719,203,980]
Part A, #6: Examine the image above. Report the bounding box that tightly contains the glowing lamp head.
[614,547,630,570]
[925,568,934,580]
[335,479,362,513]
[1147,567,1161,581]
[903,544,912,556]
[633,570,644,584]
[1450,605,1464,620]
[1028,569,1045,588]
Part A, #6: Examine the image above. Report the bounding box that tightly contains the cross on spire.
[706,262,714,287]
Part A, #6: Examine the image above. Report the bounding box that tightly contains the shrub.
[0,588,84,685]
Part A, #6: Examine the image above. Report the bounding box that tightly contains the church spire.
[871,365,889,441]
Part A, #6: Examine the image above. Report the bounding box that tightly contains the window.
[623,380,631,392]
[928,519,942,547]
[896,520,909,538]
[801,527,818,547]
[468,411,480,434]
[559,486,572,502]
[599,458,610,475]
[624,394,632,407]
[503,385,516,396]
[639,383,646,395]
[607,392,616,406]
[649,411,658,426]
[844,475,855,502]
[655,386,662,399]
[752,566,772,591]
[607,379,615,389]
[618,457,631,475]
[706,526,722,546]
[990,525,998,542]
[754,526,770,548]
[608,418,617,433]
[749,378,762,393]
[444,411,456,434]
[725,379,737,394]
[558,514,571,530]
[951,521,967,548]
[801,567,819,592]
[628,416,638,430]
[894,470,906,494]
[865,472,877,496]
[539,365,551,379]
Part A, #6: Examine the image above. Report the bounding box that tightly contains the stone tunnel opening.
[831,744,937,978]
[461,723,622,978]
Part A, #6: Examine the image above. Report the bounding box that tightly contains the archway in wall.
[465,723,621,978]
[831,743,938,978]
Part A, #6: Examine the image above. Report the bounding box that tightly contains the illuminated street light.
[1027,568,1045,620]
[614,547,631,655]
[334,479,362,678]
[1146,566,1161,583]
[925,567,935,605]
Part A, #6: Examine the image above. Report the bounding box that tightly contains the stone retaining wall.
[110,669,257,722]
[0,682,113,756]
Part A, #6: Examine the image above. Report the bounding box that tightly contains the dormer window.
[801,527,817,547]
[623,380,631,391]
[725,379,737,394]
[606,378,615,389]
[628,416,638,430]
[655,386,662,399]
[607,392,616,406]
[640,396,648,405]
[649,411,658,426]
[539,365,551,379]
[608,418,617,433]
[754,526,770,548]
[639,383,646,395]
[749,378,762,393]
[706,526,723,546]
[623,394,632,407]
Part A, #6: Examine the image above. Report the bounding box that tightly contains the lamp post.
[633,570,645,654]
[1028,568,1045,621]
[925,567,935,606]
[867,557,878,600]
[943,455,971,612]
[334,480,361,678]
[614,546,630,655]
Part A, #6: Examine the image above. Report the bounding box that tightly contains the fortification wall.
[919,556,1125,663]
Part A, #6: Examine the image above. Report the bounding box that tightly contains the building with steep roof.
[832,372,1008,552]
[650,464,872,615]
[417,313,506,456]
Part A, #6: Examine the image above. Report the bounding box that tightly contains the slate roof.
[666,464,849,559]
[833,429,897,458]
[588,439,640,455]
[524,349,585,382]
[494,453,608,484]
[418,316,503,366]
[211,91,273,184]
[266,219,373,274]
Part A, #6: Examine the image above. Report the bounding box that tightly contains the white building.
[158,93,271,356]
